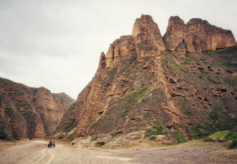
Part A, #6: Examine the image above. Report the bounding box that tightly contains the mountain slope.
[0,78,74,140]
[56,15,237,145]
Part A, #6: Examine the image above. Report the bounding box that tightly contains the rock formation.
[56,15,237,146]
[164,16,236,53]
[132,15,166,57]
[0,78,74,140]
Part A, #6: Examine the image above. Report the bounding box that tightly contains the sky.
[0,0,237,99]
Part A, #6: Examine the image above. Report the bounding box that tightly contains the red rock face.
[132,15,166,57]
[0,78,74,140]
[56,15,237,144]
[105,36,135,69]
[164,16,237,53]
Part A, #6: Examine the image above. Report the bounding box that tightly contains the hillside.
[0,78,75,140]
[55,15,237,146]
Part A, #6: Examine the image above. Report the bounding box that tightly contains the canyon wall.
[0,78,74,140]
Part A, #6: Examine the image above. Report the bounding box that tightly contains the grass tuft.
[208,131,229,140]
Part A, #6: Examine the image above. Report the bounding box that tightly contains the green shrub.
[228,129,237,140]
[0,130,7,140]
[176,131,187,143]
[58,135,63,140]
[228,140,237,149]
[145,122,168,138]
[149,135,157,140]
[173,125,187,143]
[209,106,220,121]
[191,122,214,138]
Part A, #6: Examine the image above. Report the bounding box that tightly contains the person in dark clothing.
[48,140,53,148]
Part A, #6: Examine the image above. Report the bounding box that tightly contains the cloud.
[0,0,237,99]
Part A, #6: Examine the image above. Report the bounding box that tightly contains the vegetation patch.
[228,140,237,149]
[181,109,193,116]
[225,127,237,149]
[208,131,229,140]
[120,85,150,115]
[182,57,191,65]
[199,75,203,79]
[162,59,188,73]
[4,108,15,117]
[61,120,78,132]
[0,130,8,140]
[173,125,187,144]
[215,46,237,54]
[207,77,221,85]
[191,122,214,138]
[192,107,237,138]
[58,135,64,140]
[221,62,237,67]
[199,68,208,74]
[145,121,168,138]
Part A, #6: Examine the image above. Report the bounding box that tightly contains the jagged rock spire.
[132,15,166,57]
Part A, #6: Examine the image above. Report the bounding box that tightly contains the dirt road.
[0,140,236,164]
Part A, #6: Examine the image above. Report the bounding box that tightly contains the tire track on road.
[33,148,54,164]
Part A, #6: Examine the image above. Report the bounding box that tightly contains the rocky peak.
[166,16,185,32]
[104,15,236,70]
[132,14,166,57]
[164,16,237,53]
[97,52,106,72]
[164,16,186,52]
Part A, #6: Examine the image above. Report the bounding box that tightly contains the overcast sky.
[0,0,236,99]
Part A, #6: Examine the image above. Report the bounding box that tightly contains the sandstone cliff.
[56,15,237,146]
[163,16,236,53]
[0,78,74,140]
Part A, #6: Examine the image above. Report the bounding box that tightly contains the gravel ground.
[0,140,236,164]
